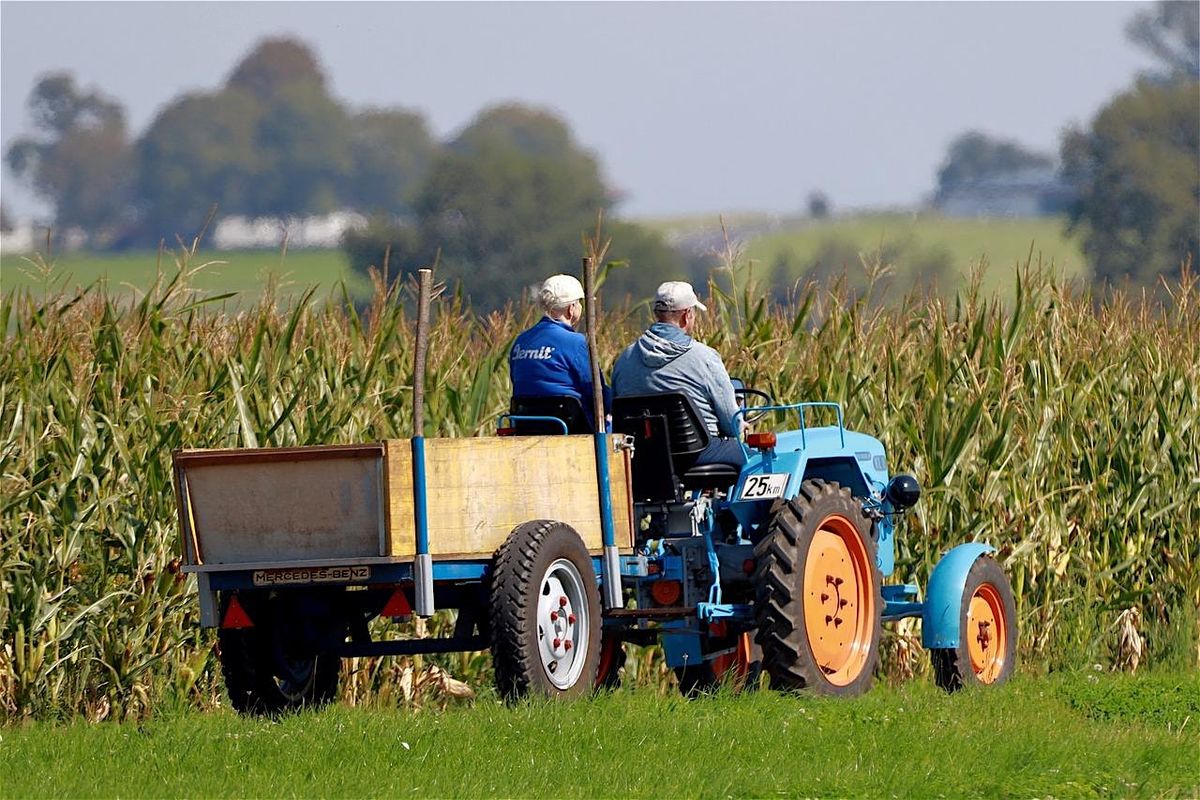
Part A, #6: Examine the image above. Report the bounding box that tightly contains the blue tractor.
[508,382,1018,697]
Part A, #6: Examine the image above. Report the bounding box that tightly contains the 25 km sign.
[739,473,789,500]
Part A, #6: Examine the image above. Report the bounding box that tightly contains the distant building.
[212,212,368,250]
[937,167,1073,218]
[0,222,36,254]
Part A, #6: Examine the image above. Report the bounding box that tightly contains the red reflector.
[746,432,777,449]
[222,596,253,629]
[497,427,516,437]
[743,558,756,575]
[381,587,412,618]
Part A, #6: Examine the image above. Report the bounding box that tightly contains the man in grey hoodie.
[611,281,746,467]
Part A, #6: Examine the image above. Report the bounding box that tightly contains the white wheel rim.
[536,558,589,689]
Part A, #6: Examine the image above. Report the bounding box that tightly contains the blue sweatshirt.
[611,322,740,437]
[509,317,611,428]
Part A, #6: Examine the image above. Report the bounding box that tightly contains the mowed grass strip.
[1,674,1195,798]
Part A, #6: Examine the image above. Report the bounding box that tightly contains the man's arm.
[706,349,742,438]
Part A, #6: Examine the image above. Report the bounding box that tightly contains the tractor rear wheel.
[217,595,341,716]
[753,479,882,696]
[931,555,1017,691]
[490,520,602,701]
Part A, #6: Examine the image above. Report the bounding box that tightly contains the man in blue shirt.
[509,274,611,431]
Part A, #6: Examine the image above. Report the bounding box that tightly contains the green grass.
[744,214,1086,297]
[0,248,368,304]
[1,674,1195,798]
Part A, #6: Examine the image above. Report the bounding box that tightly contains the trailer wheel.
[218,596,340,716]
[753,479,882,696]
[675,631,761,696]
[931,556,1017,691]
[490,520,602,701]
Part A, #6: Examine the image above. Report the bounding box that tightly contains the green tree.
[934,131,1054,204]
[135,90,260,243]
[1060,78,1199,287]
[346,109,437,216]
[1126,0,1199,81]
[411,104,612,309]
[4,73,133,240]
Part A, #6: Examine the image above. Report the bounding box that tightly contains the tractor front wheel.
[930,555,1017,691]
[753,479,882,696]
[490,520,602,701]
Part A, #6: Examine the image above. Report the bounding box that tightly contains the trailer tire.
[218,595,340,716]
[754,479,882,696]
[490,520,602,701]
[930,555,1017,691]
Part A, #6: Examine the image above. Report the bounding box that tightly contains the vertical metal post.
[583,256,623,610]
[412,268,435,617]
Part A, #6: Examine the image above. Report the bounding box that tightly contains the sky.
[1,1,1158,221]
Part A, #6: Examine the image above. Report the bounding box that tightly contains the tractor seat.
[682,462,742,489]
[509,395,593,435]
[613,392,743,503]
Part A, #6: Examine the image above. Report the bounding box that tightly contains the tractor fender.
[922,542,996,649]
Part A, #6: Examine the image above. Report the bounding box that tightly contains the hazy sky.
[1,1,1157,220]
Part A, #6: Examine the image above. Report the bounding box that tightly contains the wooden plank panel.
[184,455,384,564]
[386,437,634,558]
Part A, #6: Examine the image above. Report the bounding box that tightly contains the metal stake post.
[583,256,623,610]
[412,268,435,617]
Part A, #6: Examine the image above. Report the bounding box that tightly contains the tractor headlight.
[886,474,921,511]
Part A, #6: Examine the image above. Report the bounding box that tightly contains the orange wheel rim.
[966,584,1007,683]
[802,514,875,686]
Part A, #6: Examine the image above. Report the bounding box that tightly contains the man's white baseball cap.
[653,281,708,312]
[539,274,585,308]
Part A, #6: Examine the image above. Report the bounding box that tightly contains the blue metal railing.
[734,401,845,449]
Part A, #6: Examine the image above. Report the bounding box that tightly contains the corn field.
[2,248,1197,721]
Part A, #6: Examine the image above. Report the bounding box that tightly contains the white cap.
[538,274,585,310]
[653,281,708,312]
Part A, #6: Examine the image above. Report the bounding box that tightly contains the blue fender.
[922,542,995,649]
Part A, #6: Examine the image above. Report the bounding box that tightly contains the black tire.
[490,520,602,701]
[217,596,340,716]
[674,633,763,697]
[753,479,883,696]
[931,555,1018,692]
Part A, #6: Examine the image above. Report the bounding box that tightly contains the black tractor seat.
[612,392,744,504]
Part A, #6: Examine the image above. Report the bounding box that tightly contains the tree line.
[5,1,1198,298]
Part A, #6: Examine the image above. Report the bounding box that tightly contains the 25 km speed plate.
[740,473,789,500]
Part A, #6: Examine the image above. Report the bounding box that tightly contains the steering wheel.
[734,386,774,425]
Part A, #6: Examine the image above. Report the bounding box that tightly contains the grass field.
[744,214,1086,297]
[0,247,369,305]
[0,673,1195,798]
[1,214,1085,305]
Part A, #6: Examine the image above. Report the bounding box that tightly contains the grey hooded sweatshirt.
[611,322,740,437]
